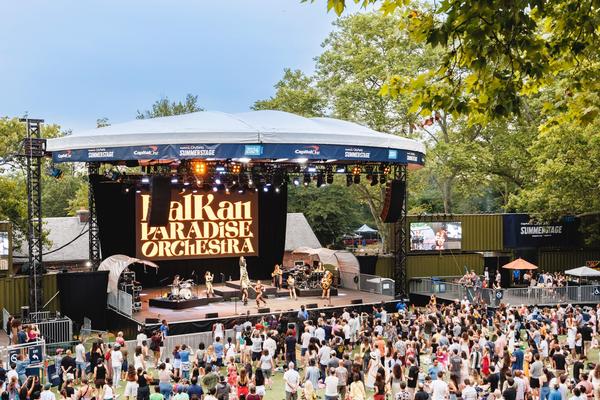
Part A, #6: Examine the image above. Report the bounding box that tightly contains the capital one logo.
[133,145,159,156]
[294,145,320,155]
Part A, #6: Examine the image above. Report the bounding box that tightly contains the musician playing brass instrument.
[321,270,333,300]
[240,256,251,305]
[287,274,297,300]
[205,271,214,298]
[271,264,283,289]
[255,280,267,307]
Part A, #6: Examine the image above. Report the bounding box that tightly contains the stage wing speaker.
[149,176,172,227]
[351,299,363,304]
[258,308,270,313]
[145,318,160,324]
[205,312,219,318]
[380,179,406,223]
[306,303,319,309]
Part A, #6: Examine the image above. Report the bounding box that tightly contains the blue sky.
[0,1,367,132]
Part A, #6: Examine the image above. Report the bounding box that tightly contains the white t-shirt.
[213,323,224,340]
[41,390,56,400]
[463,386,477,400]
[283,369,300,393]
[315,327,326,342]
[431,379,449,400]
[301,332,312,348]
[318,346,331,366]
[136,333,148,347]
[111,350,123,367]
[324,376,339,396]
[103,385,114,400]
[75,343,86,363]
[264,337,277,358]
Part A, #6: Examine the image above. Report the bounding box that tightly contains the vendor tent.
[355,224,378,233]
[98,254,159,294]
[501,258,538,270]
[564,266,600,278]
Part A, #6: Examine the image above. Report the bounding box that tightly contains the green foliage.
[287,184,364,245]
[42,172,87,218]
[137,94,204,119]
[252,69,326,117]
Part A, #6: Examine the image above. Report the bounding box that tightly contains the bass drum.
[179,288,192,300]
[170,285,180,298]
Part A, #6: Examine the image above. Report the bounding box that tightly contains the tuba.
[321,271,333,290]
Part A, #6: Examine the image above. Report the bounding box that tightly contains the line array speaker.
[351,299,363,304]
[205,312,219,318]
[380,179,405,223]
[258,308,270,313]
[149,176,172,227]
[306,303,319,309]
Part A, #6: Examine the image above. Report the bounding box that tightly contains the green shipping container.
[538,250,600,273]
[0,273,59,314]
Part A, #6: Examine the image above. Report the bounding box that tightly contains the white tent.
[355,224,378,233]
[46,110,425,155]
[564,266,600,278]
[98,254,159,294]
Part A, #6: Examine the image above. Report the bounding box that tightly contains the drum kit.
[286,266,324,290]
[169,279,195,300]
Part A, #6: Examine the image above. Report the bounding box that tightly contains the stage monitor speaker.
[149,176,172,227]
[145,318,160,324]
[258,308,270,313]
[205,312,219,318]
[306,303,318,309]
[351,299,363,304]
[380,179,405,223]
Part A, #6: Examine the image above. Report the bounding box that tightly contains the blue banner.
[51,143,425,164]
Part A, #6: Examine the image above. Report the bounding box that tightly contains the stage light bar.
[383,165,391,175]
[231,164,241,174]
[141,176,150,184]
[307,166,317,173]
[352,166,361,175]
[215,165,226,173]
[336,167,346,173]
[170,176,178,184]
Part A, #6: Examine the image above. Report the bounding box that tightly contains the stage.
[133,283,391,325]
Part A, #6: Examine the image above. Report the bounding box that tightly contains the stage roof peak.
[47,110,425,165]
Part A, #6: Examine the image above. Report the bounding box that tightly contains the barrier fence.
[107,290,133,317]
[410,277,600,306]
[338,272,395,296]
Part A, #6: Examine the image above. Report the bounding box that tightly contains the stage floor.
[134,284,393,324]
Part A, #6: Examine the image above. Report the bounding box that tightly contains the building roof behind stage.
[46,110,425,165]
[14,215,90,264]
[285,213,321,251]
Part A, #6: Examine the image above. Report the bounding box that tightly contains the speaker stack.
[380,179,406,223]
[149,176,172,226]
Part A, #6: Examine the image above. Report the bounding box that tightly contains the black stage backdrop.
[57,271,109,330]
[90,175,287,287]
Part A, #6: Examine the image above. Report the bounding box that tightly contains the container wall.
[538,250,600,273]
[407,253,484,280]
[0,273,59,315]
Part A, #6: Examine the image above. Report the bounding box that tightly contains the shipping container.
[538,250,600,273]
[0,273,59,314]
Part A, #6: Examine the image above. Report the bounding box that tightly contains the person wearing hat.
[40,383,55,400]
[111,344,124,388]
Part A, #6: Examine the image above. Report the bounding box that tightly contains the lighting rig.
[102,160,393,193]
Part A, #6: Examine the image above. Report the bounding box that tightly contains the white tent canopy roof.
[47,110,425,154]
[564,266,600,278]
[98,254,159,294]
[291,247,359,274]
[355,224,378,233]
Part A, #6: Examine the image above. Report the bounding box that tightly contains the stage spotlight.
[215,178,222,185]
[135,189,141,194]
[307,166,317,173]
[275,187,280,193]
[231,164,241,174]
[212,186,218,192]
[170,176,178,184]
[184,180,191,186]
[346,174,352,187]
[191,160,207,176]
[336,167,346,173]
[352,166,361,175]
[316,173,324,188]
[141,176,150,184]
[263,186,269,192]
[293,177,300,186]
[192,189,198,194]
[383,165,391,175]
[215,165,226,173]
[353,174,361,184]
[370,175,378,186]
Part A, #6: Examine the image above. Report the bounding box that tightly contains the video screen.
[410,222,462,251]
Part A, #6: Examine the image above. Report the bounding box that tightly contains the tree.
[252,69,326,117]
[287,183,365,245]
[137,94,204,119]
[307,0,600,127]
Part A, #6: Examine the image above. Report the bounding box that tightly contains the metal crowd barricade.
[410,277,600,306]
[123,329,237,363]
[107,290,133,317]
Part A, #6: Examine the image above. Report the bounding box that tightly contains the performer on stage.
[173,275,181,287]
[287,274,297,300]
[205,271,214,298]
[315,262,325,273]
[321,270,333,300]
[254,280,267,307]
[239,256,251,305]
[271,264,283,289]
